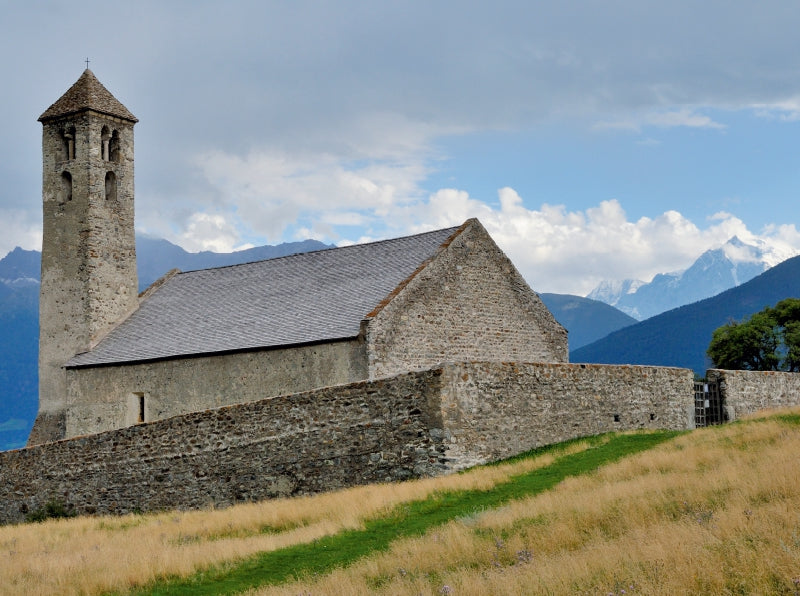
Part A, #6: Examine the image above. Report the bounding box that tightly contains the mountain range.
[588,236,799,320]
[539,293,637,351]
[572,252,800,375]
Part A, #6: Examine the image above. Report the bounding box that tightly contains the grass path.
[133,431,680,595]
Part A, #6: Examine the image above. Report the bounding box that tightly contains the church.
[28,70,568,446]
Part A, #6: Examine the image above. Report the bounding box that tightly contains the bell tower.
[29,70,139,445]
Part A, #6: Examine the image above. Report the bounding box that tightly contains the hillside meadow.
[0,409,799,595]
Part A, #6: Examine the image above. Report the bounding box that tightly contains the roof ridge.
[172,224,464,278]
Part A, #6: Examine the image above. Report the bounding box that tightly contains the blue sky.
[2,1,800,295]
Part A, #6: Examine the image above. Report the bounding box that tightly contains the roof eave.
[38,106,139,124]
[65,335,362,370]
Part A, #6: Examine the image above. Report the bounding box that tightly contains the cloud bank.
[135,147,800,296]
[4,1,800,297]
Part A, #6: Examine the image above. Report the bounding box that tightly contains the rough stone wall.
[24,412,65,448]
[0,370,448,525]
[365,220,568,379]
[2,361,696,525]
[64,339,367,438]
[707,369,800,420]
[35,112,138,445]
[439,362,694,470]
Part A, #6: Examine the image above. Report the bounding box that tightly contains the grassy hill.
[3,408,800,595]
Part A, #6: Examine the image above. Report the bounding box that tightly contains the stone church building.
[13,71,798,523]
[28,70,568,446]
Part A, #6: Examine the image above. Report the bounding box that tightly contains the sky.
[2,1,800,296]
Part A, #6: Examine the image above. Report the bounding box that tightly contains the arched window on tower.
[109,130,121,163]
[101,126,111,161]
[60,171,72,205]
[105,171,117,202]
[62,126,76,161]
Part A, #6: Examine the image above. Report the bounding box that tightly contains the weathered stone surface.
[365,220,568,379]
[35,100,138,445]
[1,361,696,525]
[2,369,449,524]
[707,369,800,419]
[25,411,65,448]
[439,362,693,469]
[64,339,367,437]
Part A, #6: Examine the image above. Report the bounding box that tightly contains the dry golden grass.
[251,409,800,596]
[6,411,800,596]
[0,435,590,595]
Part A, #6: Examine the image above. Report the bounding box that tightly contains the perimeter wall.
[0,361,699,524]
[707,369,800,419]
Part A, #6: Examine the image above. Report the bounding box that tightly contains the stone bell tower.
[29,70,139,445]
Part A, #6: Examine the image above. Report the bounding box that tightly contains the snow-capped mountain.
[586,279,645,307]
[587,236,800,320]
[0,247,40,290]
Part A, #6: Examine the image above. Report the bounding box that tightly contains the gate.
[694,381,725,427]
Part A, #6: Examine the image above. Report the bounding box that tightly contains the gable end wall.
[365,220,568,379]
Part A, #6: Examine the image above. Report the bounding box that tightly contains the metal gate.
[694,381,725,427]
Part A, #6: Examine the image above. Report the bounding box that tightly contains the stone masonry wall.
[64,339,367,438]
[1,361,700,525]
[365,220,568,379]
[706,369,800,420]
[0,370,448,525]
[439,362,694,470]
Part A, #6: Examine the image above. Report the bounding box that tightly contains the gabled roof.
[39,69,137,123]
[67,224,464,368]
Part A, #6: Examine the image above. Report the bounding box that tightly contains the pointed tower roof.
[38,69,137,123]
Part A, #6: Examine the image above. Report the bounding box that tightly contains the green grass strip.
[130,430,680,596]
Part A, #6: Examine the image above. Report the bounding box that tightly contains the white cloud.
[176,212,244,253]
[0,209,42,257]
[390,190,800,296]
[751,98,800,122]
[594,108,726,132]
[181,147,431,245]
[647,109,726,130]
[145,139,800,296]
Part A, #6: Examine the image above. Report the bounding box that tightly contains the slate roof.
[39,69,138,123]
[67,225,463,368]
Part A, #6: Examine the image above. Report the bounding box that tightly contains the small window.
[105,171,117,201]
[62,126,76,160]
[101,126,110,161]
[60,171,72,204]
[109,130,120,163]
[127,392,147,426]
[134,392,145,423]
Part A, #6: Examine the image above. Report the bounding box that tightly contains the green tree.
[707,298,800,371]
[775,298,800,372]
